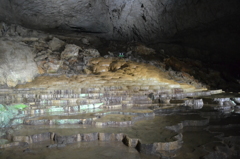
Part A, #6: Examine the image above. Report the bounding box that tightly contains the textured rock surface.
[0,0,239,42]
[48,37,65,51]
[0,0,110,34]
[0,0,240,91]
[0,39,39,87]
[61,44,81,60]
[184,99,204,109]
[1,86,240,158]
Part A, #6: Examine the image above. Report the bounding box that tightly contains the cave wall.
[0,0,110,33]
[0,0,240,89]
[0,0,239,42]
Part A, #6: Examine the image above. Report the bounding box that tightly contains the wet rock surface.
[0,22,240,159]
[1,82,240,159]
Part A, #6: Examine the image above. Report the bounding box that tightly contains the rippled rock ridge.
[0,22,240,159]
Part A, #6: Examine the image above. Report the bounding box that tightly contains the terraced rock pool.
[1,90,240,159]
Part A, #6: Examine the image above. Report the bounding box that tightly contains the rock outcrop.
[0,39,39,87]
[0,23,105,86]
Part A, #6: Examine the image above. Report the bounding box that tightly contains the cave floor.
[0,68,240,159]
[1,81,240,159]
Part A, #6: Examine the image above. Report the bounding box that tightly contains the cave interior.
[0,0,240,159]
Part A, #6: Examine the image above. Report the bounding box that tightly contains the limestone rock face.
[0,0,239,42]
[184,99,204,109]
[0,39,39,87]
[61,44,81,60]
[48,37,65,51]
[0,0,110,34]
[81,49,100,58]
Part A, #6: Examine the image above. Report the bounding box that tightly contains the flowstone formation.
[0,23,240,159]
